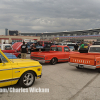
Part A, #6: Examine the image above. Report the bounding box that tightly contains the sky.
[0,0,100,35]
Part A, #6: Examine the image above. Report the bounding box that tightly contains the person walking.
[20,41,28,59]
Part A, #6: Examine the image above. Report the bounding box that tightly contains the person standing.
[31,43,36,52]
[80,42,84,48]
[21,41,28,59]
[74,44,79,51]
[88,41,92,47]
[88,41,92,50]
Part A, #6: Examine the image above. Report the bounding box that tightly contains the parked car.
[58,43,67,46]
[93,42,100,45]
[0,44,21,58]
[12,42,22,52]
[0,49,42,87]
[0,44,12,50]
[69,45,100,72]
[30,45,79,65]
[84,43,89,48]
[67,43,76,46]
[37,41,52,47]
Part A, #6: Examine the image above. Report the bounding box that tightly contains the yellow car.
[0,50,42,88]
[84,43,89,48]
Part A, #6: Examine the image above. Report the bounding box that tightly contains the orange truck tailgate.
[70,54,95,66]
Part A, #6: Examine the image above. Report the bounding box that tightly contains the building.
[3,29,40,43]
[9,30,19,36]
[5,28,100,42]
[19,28,100,41]
[0,35,40,44]
[5,28,8,36]
[5,29,20,36]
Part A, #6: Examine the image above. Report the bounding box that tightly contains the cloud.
[0,0,100,34]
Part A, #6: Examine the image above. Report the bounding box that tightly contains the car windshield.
[0,53,8,63]
[68,46,74,49]
[51,47,62,51]
[89,47,100,52]
[5,45,12,50]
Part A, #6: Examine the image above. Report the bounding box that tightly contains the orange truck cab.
[69,45,100,72]
[38,41,51,47]
[30,45,79,65]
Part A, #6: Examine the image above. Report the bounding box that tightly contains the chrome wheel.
[19,71,35,88]
[23,73,33,86]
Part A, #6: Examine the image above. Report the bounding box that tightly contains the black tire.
[19,71,35,88]
[76,66,82,69]
[97,68,100,73]
[50,58,57,65]
[17,54,21,58]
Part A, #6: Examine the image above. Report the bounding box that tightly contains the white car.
[0,44,12,50]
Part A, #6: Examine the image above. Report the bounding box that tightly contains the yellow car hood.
[10,59,40,66]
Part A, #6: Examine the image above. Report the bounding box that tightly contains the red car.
[2,42,22,58]
[30,45,79,65]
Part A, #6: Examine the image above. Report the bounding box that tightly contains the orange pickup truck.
[30,45,79,65]
[69,45,100,72]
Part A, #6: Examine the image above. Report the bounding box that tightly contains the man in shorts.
[21,41,28,59]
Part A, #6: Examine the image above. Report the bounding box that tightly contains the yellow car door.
[0,53,12,87]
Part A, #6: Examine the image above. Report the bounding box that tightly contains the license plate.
[79,65,84,68]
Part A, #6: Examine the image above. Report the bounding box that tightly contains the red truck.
[69,45,100,72]
[30,45,79,65]
[38,41,52,47]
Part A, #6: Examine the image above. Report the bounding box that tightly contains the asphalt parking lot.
[0,54,100,100]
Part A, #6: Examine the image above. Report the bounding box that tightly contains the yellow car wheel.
[19,71,35,88]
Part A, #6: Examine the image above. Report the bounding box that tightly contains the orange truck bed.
[69,53,100,69]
